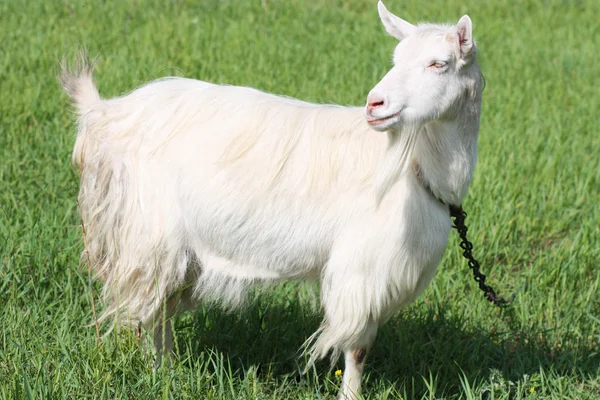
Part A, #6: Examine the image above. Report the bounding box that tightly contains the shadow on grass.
[367,305,600,397]
[172,284,599,398]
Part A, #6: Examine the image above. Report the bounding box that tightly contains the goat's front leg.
[338,322,378,400]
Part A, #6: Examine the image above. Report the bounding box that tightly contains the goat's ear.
[378,1,416,41]
[456,15,474,58]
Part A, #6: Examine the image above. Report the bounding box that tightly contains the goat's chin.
[370,124,400,133]
[366,113,402,132]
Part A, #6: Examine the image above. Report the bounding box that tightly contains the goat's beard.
[374,125,420,206]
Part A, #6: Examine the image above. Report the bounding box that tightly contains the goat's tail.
[59,50,101,112]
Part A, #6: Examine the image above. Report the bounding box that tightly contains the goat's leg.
[338,322,378,400]
[152,294,180,366]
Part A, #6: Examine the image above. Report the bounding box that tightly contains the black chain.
[449,205,508,307]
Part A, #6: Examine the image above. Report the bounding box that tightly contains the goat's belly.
[182,192,340,281]
[200,251,318,282]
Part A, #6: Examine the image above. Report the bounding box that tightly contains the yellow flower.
[335,369,342,377]
[530,387,535,393]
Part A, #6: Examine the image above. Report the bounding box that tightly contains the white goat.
[61,2,483,399]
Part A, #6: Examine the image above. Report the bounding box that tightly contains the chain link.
[449,205,508,307]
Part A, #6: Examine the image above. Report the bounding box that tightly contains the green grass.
[1,0,599,398]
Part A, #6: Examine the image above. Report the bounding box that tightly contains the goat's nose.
[366,93,387,114]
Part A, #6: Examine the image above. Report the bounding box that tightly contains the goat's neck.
[411,116,480,207]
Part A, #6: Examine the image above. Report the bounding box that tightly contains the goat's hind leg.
[151,294,181,367]
[338,322,378,400]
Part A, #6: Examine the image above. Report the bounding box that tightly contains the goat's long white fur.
[61,2,484,398]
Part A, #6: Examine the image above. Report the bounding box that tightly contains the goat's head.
[366,1,480,131]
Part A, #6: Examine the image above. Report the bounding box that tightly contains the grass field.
[1,0,599,398]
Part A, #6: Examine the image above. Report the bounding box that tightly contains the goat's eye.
[429,61,448,69]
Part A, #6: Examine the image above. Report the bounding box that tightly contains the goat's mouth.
[366,111,401,127]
